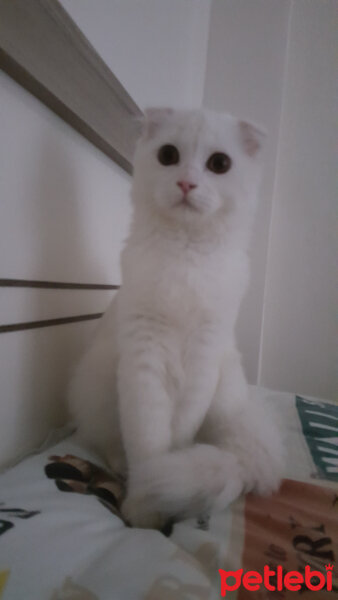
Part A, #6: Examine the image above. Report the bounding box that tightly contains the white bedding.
[0,387,337,599]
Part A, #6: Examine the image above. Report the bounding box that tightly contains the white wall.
[203,0,336,400]
[258,0,337,400]
[60,0,211,109]
[203,0,291,383]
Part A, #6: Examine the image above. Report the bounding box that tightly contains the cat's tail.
[122,444,244,528]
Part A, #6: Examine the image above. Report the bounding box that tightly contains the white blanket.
[0,387,337,599]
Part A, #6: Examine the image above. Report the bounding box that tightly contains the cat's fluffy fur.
[69,108,284,528]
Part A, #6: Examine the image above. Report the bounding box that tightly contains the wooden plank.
[0,0,142,173]
[0,278,119,290]
[0,312,103,334]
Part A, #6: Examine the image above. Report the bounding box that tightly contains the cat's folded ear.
[238,120,266,158]
[140,107,174,140]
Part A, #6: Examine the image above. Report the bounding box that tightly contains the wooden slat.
[0,0,142,173]
[0,312,103,334]
[0,278,120,290]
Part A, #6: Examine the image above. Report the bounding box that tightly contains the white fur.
[69,108,284,528]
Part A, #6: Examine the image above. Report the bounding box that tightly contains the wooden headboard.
[0,0,140,469]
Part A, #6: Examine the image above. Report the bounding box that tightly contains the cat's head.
[132,108,265,230]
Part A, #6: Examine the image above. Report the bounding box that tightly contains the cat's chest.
[122,238,248,332]
[134,247,232,319]
[166,321,222,403]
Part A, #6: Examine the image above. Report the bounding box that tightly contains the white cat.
[69,108,284,528]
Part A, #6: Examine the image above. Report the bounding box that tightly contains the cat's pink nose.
[177,180,197,195]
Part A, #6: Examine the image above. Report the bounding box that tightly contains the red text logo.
[219,563,333,596]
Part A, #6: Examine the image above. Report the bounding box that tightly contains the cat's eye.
[206,152,232,174]
[157,144,180,166]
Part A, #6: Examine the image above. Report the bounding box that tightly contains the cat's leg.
[68,341,125,474]
[118,327,241,527]
[172,325,221,448]
[197,350,285,511]
[117,322,174,528]
[119,323,241,527]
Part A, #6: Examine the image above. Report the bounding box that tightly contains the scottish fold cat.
[69,108,284,528]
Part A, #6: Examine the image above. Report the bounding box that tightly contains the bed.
[0,386,336,599]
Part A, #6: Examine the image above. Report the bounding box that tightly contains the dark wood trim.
[0,0,142,173]
[0,313,103,334]
[0,278,120,290]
